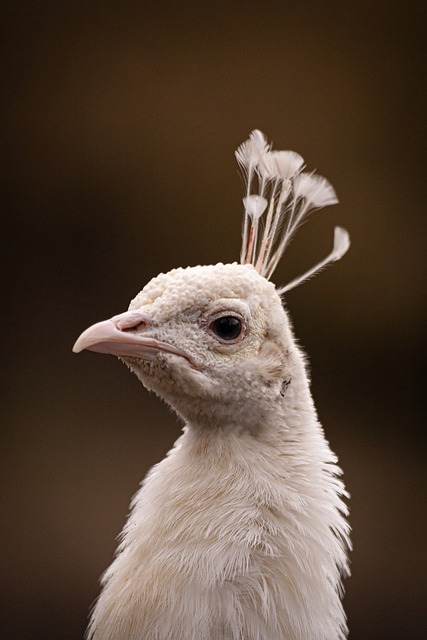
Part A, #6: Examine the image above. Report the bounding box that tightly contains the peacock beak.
[72,310,189,363]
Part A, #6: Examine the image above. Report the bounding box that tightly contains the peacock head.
[73,131,349,429]
[73,262,300,429]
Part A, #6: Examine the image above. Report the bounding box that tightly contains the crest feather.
[236,130,350,287]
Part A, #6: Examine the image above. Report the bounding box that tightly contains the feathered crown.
[236,130,350,292]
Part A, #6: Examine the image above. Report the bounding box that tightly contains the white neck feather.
[87,367,350,640]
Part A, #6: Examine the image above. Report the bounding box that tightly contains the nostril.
[122,321,146,334]
[115,311,152,332]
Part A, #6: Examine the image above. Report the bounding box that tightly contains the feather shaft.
[278,227,350,294]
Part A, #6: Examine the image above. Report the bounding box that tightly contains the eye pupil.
[210,316,242,341]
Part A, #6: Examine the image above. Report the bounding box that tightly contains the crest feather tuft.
[236,130,350,287]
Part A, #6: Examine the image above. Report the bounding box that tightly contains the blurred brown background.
[1,2,426,639]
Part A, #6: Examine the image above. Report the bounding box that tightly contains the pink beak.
[72,310,189,363]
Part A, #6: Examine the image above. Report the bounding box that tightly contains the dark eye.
[210,316,242,341]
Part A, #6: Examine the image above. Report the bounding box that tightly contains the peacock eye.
[209,316,242,341]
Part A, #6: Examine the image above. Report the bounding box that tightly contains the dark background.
[2,2,426,639]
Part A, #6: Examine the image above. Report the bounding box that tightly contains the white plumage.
[74,131,351,639]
